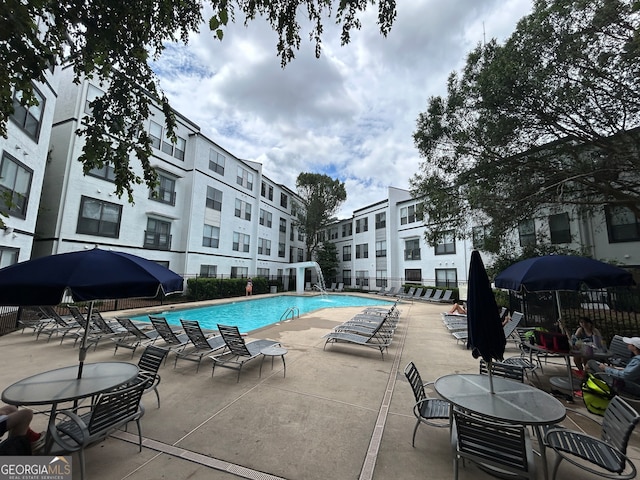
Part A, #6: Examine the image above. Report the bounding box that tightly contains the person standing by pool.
[246,278,253,296]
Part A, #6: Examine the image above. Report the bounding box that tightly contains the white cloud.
[153,0,533,218]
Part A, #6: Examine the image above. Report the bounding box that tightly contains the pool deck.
[1,293,638,480]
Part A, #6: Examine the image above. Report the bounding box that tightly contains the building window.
[233,232,250,252]
[206,186,222,211]
[84,84,104,115]
[257,268,269,277]
[279,218,287,234]
[150,172,176,205]
[0,247,19,268]
[144,218,171,250]
[355,271,369,287]
[11,87,45,140]
[0,152,32,219]
[87,163,116,182]
[297,248,304,262]
[549,213,571,244]
[376,270,387,288]
[234,199,252,221]
[435,230,455,255]
[150,120,186,160]
[280,193,288,208]
[404,238,421,260]
[328,227,338,240]
[356,217,368,233]
[400,205,419,225]
[355,243,369,259]
[149,121,162,149]
[203,224,220,248]
[435,268,458,288]
[236,166,254,191]
[200,265,217,278]
[77,196,122,238]
[605,205,640,243]
[209,149,225,175]
[405,269,422,282]
[375,240,387,257]
[342,269,352,286]
[375,212,386,229]
[260,209,273,227]
[343,245,351,261]
[472,226,487,250]
[518,219,536,247]
[261,182,273,200]
[278,242,286,258]
[231,266,249,278]
[342,223,352,237]
[258,238,271,255]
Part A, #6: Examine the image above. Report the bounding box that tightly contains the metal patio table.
[435,373,566,480]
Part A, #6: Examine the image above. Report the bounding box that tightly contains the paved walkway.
[1,295,638,479]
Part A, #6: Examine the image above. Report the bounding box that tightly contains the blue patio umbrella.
[467,250,506,393]
[0,247,184,377]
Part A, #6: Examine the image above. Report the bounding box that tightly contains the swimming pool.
[131,294,393,332]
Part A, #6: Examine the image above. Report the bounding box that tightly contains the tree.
[2,1,397,201]
[411,0,640,252]
[294,172,347,259]
[315,241,339,284]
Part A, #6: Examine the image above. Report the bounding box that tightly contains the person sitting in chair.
[587,336,640,397]
[0,405,45,455]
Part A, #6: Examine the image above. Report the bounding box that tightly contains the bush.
[186,277,272,301]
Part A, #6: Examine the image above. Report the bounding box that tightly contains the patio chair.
[403,362,450,447]
[544,396,639,480]
[478,359,525,383]
[60,305,104,348]
[418,288,434,301]
[136,344,169,408]
[149,316,190,356]
[175,319,227,372]
[397,287,416,300]
[383,286,400,297]
[424,289,444,302]
[605,335,633,367]
[48,378,148,480]
[335,283,344,292]
[210,324,280,382]
[328,282,337,291]
[376,286,388,296]
[34,306,81,341]
[430,289,454,303]
[113,317,162,357]
[452,407,536,480]
[323,318,393,359]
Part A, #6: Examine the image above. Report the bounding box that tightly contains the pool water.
[131,294,394,332]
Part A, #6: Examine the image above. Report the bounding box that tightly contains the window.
[206,187,222,211]
[376,270,387,288]
[208,149,225,175]
[84,84,104,115]
[342,270,352,286]
[549,213,571,244]
[342,223,352,237]
[257,268,269,277]
[236,166,254,191]
[356,271,369,287]
[405,269,422,282]
[203,224,220,248]
[400,205,419,225]
[375,240,386,257]
[234,199,252,221]
[435,268,458,288]
[472,226,487,250]
[77,196,122,238]
[258,238,271,255]
[435,230,455,255]
[343,245,351,261]
[328,227,338,240]
[355,217,368,233]
[232,232,250,252]
[150,120,186,160]
[518,219,536,247]
[279,218,287,233]
[87,163,116,182]
[355,243,369,259]
[200,265,217,278]
[261,182,273,200]
[231,266,249,278]
[297,248,304,262]
[280,193,288,208]
[375,212,386,229]
[278,242,286,258]
[150,172,176,205]
[0,247,19,268]
[605,205,640,242]
[404,238,421,260]
[144,218,171,250]
[259,209,273,227]
[0,153,32,218]
[11,87,45,139]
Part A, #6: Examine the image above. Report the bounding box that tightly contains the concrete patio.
[1,294,638,479]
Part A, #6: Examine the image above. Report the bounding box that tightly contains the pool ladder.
[280,306,299,322]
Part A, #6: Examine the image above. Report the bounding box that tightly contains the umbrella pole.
[488,360,495,394]
[77,301,95,379]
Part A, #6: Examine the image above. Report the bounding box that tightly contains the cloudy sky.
[153,0,533,218]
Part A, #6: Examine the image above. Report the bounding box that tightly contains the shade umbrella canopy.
[467,250,506,364]
[494,255,634,292]
[0,247,184,306]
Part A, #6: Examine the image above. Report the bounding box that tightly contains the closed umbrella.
[467,250,506,393]
[0,247,184,377]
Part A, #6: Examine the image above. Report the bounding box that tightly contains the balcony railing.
[144,231,172,250]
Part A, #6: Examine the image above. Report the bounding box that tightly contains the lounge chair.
[175,319,227,372]
[429,289,453,303]
[383,286,400,297]
[418,288,434,301]
[376,286,389,296]
[113,317,163,357]
[149,316,190,355]
[323,316,392,358]
[61,305,104,347]
[397,287,416,300]
[334,283,344,292]
[328,282,337,291]
[210,324,280,382]
[35,306,81,342]
[425,289,444,302]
